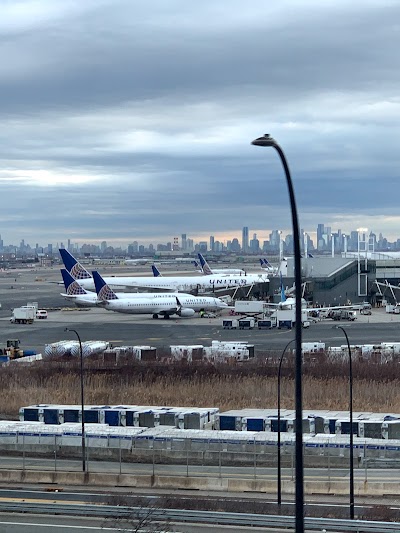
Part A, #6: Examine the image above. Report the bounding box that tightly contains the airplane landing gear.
[152,314,159,319]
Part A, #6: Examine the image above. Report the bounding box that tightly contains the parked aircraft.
[197,253,245,276]
[60,268,205,307]
[125,258,149,265]
[59,249,269,293]
[92,271,228,319]
[60,269,149,307]
[60,269,100,307]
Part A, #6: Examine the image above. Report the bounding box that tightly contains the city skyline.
[2,223,400,256]
[1,2,400,244]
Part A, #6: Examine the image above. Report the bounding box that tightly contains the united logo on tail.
[198,253,213,275]
[92,271,118,301]
[59,249,92,280]
[61,269,88,296]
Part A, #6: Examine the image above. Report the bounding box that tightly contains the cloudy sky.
[1,0,399,248]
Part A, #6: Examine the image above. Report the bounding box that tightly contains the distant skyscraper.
[209,235,215,252]
[198,241,208,253]
[101,241,107,253]
[231,238,240,252]
[242,226,249,253]
[181,234,187,250]
[316,223,325,250]
[269,229,281,250]
[250,233,259,253]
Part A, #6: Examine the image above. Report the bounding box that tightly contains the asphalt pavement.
[0,265,399,356]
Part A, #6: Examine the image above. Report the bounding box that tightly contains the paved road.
[0,514,289,533]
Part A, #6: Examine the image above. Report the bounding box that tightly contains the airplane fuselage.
[61,291,202,308]
[102,295,227,316]
[77,273,269,292]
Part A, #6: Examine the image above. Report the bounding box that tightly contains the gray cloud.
[0,0,400,247]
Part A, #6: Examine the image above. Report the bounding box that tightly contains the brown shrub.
[1,355,400,417]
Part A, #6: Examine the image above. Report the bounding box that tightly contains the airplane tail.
[152,265,162,277]
[198,253,213,275]
[59,249,92,280]
[61,269,89,296]
[92,271,118,300]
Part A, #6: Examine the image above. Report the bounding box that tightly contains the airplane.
[260,258,271,269]
[92,271,228,319]
[59,249,269,293]
[197,253,245,276]
[125,258,149,265]
[268,273,363,317]
[60,269,100,307]
[151,265,163,277]
[260,258,280,275]
[60,268,206,307]
[60,269,144,307]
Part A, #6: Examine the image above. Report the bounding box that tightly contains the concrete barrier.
[0,468,398,497]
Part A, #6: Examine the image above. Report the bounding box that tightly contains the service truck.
[10,306,36,324]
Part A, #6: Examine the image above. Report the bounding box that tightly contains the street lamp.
[332,325,354,519]
[65,328,86,473]
[277,338,295,506]
[252,134,304,532]
[331,234,335,258]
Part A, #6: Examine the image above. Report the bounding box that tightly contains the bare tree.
[103,495,174,532]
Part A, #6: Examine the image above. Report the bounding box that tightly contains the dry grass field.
[1,356,400,418]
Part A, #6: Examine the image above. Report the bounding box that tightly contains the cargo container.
[222,319,238,329]
[238,318,255,330]
[170,345,204,362]
[258,319,274,329]
[234,301,268,314]
[10,306,35,324]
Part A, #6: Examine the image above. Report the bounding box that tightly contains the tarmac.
[0,264,399,356]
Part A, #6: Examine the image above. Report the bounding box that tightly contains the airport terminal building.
[274,256,378,307]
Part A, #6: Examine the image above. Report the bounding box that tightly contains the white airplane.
[60,269,102,307]
[59,249,269,292]
[125,258,149,265]
[92,271,228,319]
[60,269,192,308]
[197,253,245,276]
[269,274,362,317]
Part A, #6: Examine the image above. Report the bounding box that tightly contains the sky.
[1,0,400,248]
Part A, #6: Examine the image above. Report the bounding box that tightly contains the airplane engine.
[178,308,196,317]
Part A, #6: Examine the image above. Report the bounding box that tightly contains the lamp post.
[333,325,354,519]
[65,328,86,473]
[277,338,295,506]
[331,234,335,258]
[252,134,304,532]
